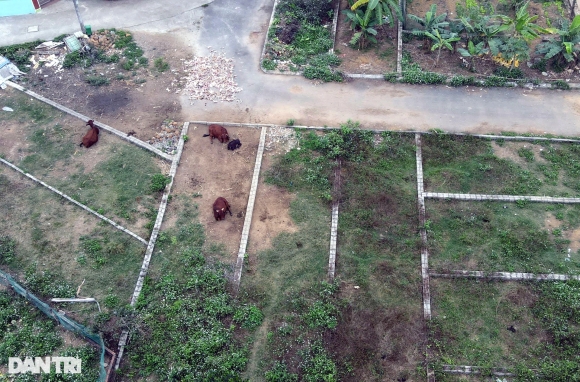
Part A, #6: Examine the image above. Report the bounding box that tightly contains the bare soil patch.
[168,125,261,261]
[491,141,548,166]
[14,31,189,141]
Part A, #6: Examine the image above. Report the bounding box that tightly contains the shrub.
[262,59,278,70]
[63,51,82,68]
[233,304,264,329]
[85,75,110,86]
[150,174,171,192]
[384,72,399,82]
[449,75,480,87]
[552,80,570,90]
[303,65,343,82]
[276,0,334,23]
[400,54,447,85]
[153,57,169,72]
[483,75,507,87]
[493,66,524,79]
[0,236,16,264]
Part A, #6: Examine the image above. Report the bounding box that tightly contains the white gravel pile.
[265,126,298,153]
[183,49,242,103]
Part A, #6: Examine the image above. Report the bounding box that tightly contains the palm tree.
[408,5,449,50]
[425,29,460,66]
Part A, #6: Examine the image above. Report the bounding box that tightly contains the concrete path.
[3,0,580,135]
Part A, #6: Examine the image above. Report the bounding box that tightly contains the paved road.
[3,0,580,135]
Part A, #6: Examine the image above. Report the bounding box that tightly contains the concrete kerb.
[0,157,148,246]
[425,192,580,204]
[328,160,341,281]
[6,81,174,162]
[431,270,580,281]
[115,122,189,370]
[442,365,515,377]
[233,126,267,291]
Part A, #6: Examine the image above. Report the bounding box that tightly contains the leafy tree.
[458,40,489,71]
[408,4,449,50]
[536,15,580,69]
[489,36,530,69]
[426,29,460,66]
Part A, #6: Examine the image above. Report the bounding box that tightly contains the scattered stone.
[147,119,182,155]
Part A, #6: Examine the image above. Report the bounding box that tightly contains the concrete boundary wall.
[233,126,267,290]
[328,160,341,281]
[6,81,173,162]
[431,270,580,281]
[415,134,431,320]
[424,192,580,204]
[0,157,148,245]
[115,123,189,370]
[189,121,580,143]
[442,365,514,377]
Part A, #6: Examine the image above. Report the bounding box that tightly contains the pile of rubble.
[265,126,299,153]
[147,119,182,155]
[183,49,242,103]
[88,31,116,51]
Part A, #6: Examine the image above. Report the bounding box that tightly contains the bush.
[63,51,82,68]
[85,75,110,86]
[552,80,570,90]
[150,174,171,193]
[276,0,334,23]
[233,305,264,329]
[449,75,480,87]
[153,57,169,72]
[483,75,507,87]
[262,59,278,70]
[493,66,524,79]
[400,54,447,85]
[303,65,343,82]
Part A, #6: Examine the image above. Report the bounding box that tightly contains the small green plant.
[85,75,110,86]
[448,75,480,87]
[63,51,83,68]
[518,147,535,162]
[233,305,264,329]
[287,119,295,126]
[483,75,508,87]
[153,57,170,72]
[183,135,189,142]
[122,59,135,71]
[262,59,278,70]
[138,56,149,67]
[552,80,570,90]
[0,236,16,264]
[150,173,171,192]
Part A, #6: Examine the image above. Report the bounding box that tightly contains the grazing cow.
[203,124,229,144]
[80,120,99,148]
[213,197,232,221]
[227,138,242,151]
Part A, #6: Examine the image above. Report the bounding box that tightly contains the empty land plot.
[0,167,145,313]
[168,125,261,263]
[241,127,426,382]
[0,88,168,238]
[421,134,580,197]
[426,200,580,274]
[335,132,423,381]
[430,278,580,380]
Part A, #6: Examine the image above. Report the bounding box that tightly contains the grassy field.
[422,134,580,197]
[430,279,580,381]
[242,125,425,381]
[427,200,580,274]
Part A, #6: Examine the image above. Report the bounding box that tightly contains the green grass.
[422,136,580,197]
[0,290,100,380]
[427,200,580,274]
[121,196,260,380]
[431,279,580,381]
[244,126,423,381]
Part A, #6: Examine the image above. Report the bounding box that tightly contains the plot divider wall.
[0,157,148,245]
[115,122,189,370]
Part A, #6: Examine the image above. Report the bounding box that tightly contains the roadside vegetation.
[262,0,343,81]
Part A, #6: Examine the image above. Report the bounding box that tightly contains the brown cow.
[80,120,99,148]
[203,124,229,144]
[213,197,232,221]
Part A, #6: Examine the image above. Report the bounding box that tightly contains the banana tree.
[425,29,460,66]
[408,4,449,50]
[458,40,489,71]
[344,1,380,49]
[349,0,403,27]
[536,15,580,68]
[496,1,552,41]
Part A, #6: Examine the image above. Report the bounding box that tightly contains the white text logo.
[8,357,82,374]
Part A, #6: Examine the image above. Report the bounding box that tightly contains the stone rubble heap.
[147,119,182,155]
[265,126,298,152]
[183,49,242,103]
